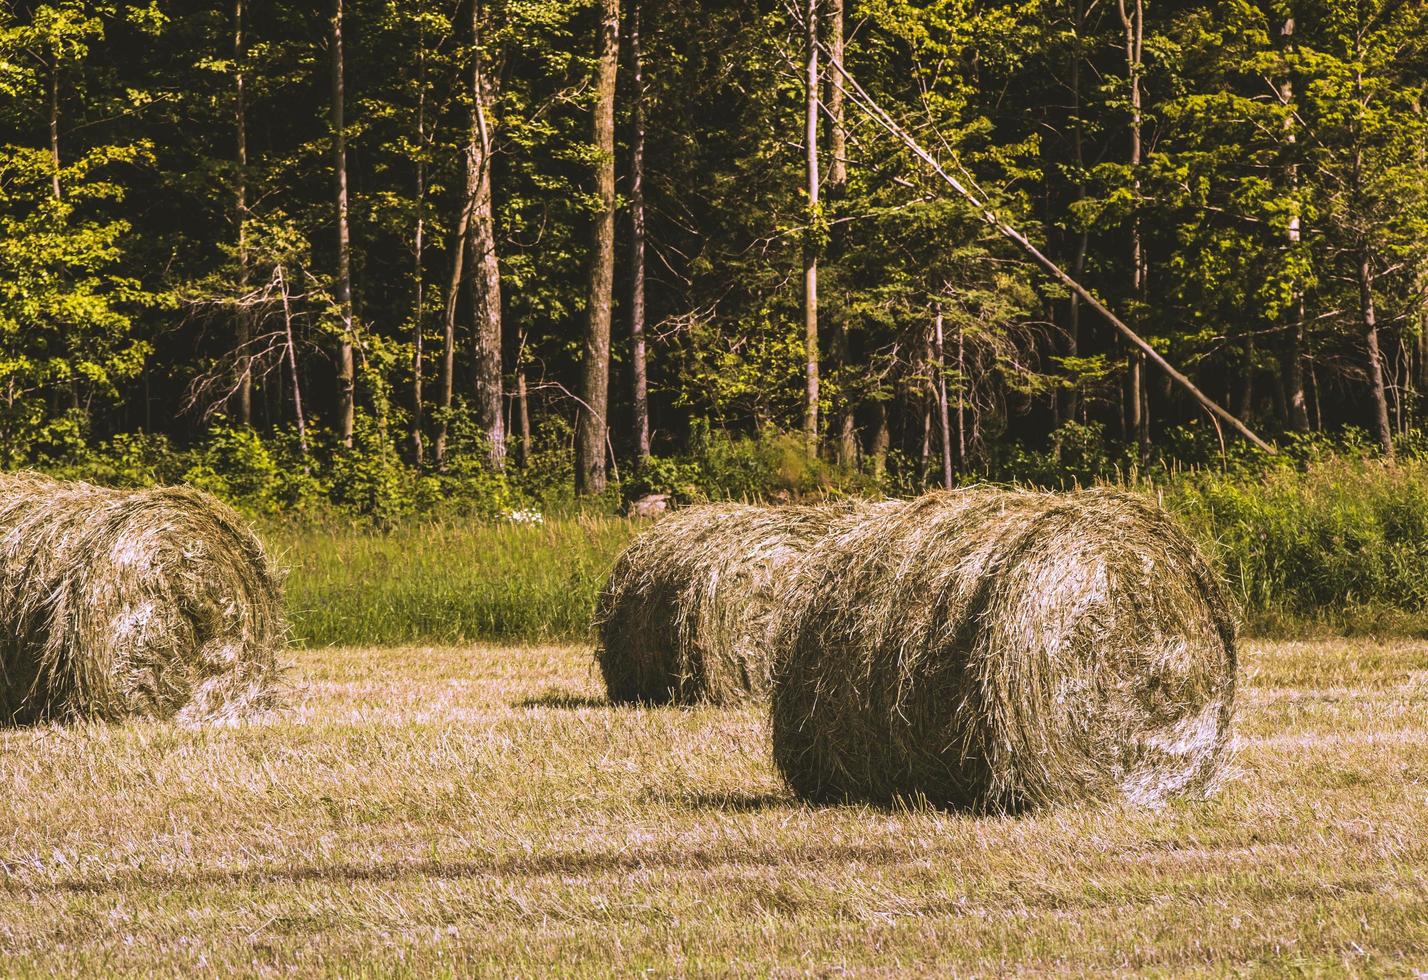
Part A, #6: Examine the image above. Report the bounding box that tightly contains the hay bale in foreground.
[595,502,893,705]
[770,487,1237,812]
[0,472,285,725]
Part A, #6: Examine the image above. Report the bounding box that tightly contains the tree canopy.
[1,0,1424,503]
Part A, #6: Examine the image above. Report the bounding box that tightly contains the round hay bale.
[0,472,286,725]
[770,487,1237,811]
[595,501,896,705]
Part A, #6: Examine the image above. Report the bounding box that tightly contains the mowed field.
[1,639,1426,976]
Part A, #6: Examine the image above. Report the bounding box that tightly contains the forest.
[2,0,1426,514]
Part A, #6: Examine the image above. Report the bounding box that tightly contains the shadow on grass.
[654,791,792,813]
[516,690,612,710]
[46,841,912,896]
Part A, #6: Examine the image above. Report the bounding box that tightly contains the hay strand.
[0,472,286,725]
[770,487,1237,811]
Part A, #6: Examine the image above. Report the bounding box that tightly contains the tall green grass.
[275,516,637,647]
[273,458,1428,647]
[1163,456,1428,635]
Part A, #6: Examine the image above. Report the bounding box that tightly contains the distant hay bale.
[770,487,1237,812]
[0,472,285,725]
[595,501,895,705]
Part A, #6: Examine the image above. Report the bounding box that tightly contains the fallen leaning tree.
[0,472,286,725]
[770,487,1238,812]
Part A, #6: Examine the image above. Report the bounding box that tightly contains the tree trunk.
[933,306,953,489]
[49,57,62,201]
[515,352,532,469]
[411,21,427,466]
[278,267,309,458]
[1279,13,1310,432]
[1283,300,1309,431]
[331,0,356,447]
[233,0,252,425]
[917,332,932,483]
[1417,93,1428,414]
[466,3,505,470]
[829,320,856,467]
[1233,337,1254,425]
[802,0,821,457]
[576,0,619,494]
[868,399,888,479]
[826,0,846,194]
[1360,252,1395,458]
[435,160,474,468]
[1119,0,1149,464]
[1418,306,1428,395]
[1061,0,1088,425]
[956,319,967,469]
[1125,350,1151,465]
[628,0,651,464]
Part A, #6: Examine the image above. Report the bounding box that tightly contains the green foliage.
[623,425,859,504]
[1164,455,1428,627]
[46,430,186,487]
[182,426,323,519]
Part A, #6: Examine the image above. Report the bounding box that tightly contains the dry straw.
[0,472,285,725]
[770,487,1237,812]
[595,501,895,705]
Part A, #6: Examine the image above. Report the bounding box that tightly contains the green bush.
[624,424,864,504]
[47,431,188,488]
[183,426,324,518]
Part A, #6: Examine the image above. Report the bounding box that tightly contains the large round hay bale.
[0,472,285,725]
[595,501,894,705]
[770,487,1237,811]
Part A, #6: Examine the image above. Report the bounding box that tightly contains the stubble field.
[1,638,1426,976]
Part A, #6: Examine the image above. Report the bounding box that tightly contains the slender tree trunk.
[1119,0,1150,464]
[829,321,856,466]
[826,0,846,194]
[576,0,619,494]
[52,53,77,429]
[1062,0,1088,425]
[628,0,650,464]
[1347,50,1393,458]
[49,58,62,201]
[1279,14,1310,432]
[234,0,252,425]
[825,0,857,465]
[1284,301,1309,431]
[919,401,932,484]
[868,399,888,479]
[515,340,532,469]
[1309,357,1323,431]
[1234,337,1254,424]
[1418,306,1428,395]
[956,319,967,469]
[1360,252,1395,458]
[436,179,474,468]
[1416,93,1428,417]
[917,332,932,483]
[331,0,356,447]
[466,3,505,470]
[1128,353,1144,456]
[278,267,309,458]
[411,24,427,466]
[802,0,821,456]
[933,306,954,489]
